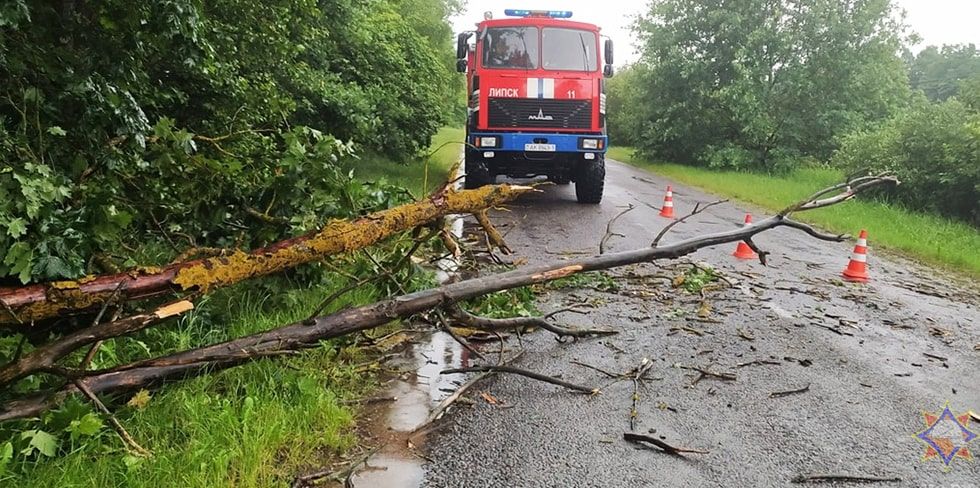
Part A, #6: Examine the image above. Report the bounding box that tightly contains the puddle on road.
[351,330,471,488]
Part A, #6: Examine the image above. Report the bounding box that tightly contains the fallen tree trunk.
[0,173,896,422]
[0,183,533,328]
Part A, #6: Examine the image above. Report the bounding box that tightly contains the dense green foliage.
[832,93,980,225]
[0,0,468,482]
[610,0,979,226]
[0,0,462,284]
[616,0,910,171]
[907,44,980,102]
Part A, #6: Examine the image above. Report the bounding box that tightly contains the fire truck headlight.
[478,137,498,148]
[580,138,600,150]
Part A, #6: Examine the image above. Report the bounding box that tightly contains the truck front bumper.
[470,132,607,154]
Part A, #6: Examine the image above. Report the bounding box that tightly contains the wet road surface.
[419,159,980,487]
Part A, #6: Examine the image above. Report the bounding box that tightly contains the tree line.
[609,0,979,225]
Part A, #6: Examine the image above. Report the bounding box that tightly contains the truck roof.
[473,16,601,33]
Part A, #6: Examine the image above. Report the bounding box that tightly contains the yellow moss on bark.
[169,184,533,292]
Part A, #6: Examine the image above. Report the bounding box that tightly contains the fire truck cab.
[456,9,614,203]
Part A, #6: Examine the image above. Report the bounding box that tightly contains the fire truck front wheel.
[464,159,492,189]
[574,156,605,204]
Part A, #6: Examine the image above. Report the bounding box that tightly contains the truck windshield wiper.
[578,32,590,71]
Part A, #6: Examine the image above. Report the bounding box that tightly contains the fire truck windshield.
[541,28,597,71]
[483,27,539,69]
[482,26,598,72]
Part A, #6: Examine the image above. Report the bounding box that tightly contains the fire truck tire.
[464,161,492,189]
[574,156,605,204]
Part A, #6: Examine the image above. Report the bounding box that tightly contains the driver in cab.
[487,34,532,69]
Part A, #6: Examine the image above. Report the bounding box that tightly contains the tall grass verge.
[608,147,980,277]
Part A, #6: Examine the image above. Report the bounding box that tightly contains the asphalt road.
[420,158,980,487]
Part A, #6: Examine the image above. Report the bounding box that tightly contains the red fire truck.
[455,9,614,203]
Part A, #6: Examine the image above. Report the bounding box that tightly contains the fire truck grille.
[487,98,593,129]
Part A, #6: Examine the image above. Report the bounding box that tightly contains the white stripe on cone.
[663,201,673,207]
[857,238,867,246]
[850,253,867,263]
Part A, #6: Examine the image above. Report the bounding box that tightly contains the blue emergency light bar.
[503,9,573,18]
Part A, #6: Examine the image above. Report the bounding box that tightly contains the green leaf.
[5,217,26,238]
[0,441,12,474]
[46,126,67,136]
[3,242,33,283]
[20,429,58,457]
[69,413,104,437]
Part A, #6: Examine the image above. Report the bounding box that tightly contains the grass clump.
[608,147,980,277]
[347,127,465,197]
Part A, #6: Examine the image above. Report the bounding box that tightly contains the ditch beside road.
[418,158,980,487]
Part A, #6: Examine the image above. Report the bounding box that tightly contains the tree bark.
[0,184,532,329]
[0,175,897,422]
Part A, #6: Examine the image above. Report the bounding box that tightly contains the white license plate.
[524,143,556,152]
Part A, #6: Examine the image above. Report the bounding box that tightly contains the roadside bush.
[832,96,979,226]
[0,0,459,285]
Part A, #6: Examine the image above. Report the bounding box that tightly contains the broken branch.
[623,432,709,456]
[440,365,597,394]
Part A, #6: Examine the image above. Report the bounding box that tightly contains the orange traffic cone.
[659,186,675,218]
[733,214,758,260]
[842,229,870,282]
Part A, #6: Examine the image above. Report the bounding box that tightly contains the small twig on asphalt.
[652,199,727,247]
[770,383,811,398]
[413,352,525,436]
[629,358,655,431]
[440,365,597,394]
[736,359,782,368]
[736,328,755,341]
[669,326,712,337]
[600,204,635,254]
[791,474,901,484]
[623,432,710,457]
[446,304,617,341]
[570,360,626,379]
[677,364,736,386]
[811,322,855,337]
[921,352,948,362]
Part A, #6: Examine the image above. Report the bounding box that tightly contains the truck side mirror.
[604,64,615,78]
[604,39,614,65]
[457,32,472,60]
[457,59,468,73]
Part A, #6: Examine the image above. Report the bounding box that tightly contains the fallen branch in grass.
[0,301,194,387]
[0,174,897,422]
[0,183,535,328]
[623,432,710,456]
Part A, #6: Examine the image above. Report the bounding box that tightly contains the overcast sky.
[451,0,980,66]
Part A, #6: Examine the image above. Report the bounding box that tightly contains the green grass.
[4,132,466,487]
[608,147,980,277]
[347,126,465,197]
[8,280,380,487]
